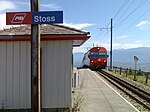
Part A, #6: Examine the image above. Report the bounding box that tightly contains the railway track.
[97,70,150,110]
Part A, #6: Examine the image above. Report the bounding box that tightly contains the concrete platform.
[74,69,140,112]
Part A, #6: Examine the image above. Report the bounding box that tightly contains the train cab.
[82,47,108,70]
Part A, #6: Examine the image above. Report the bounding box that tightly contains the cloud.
[0,1,61,11]
[103,43,147,50]
[0,1,15,11]
[136,20,150,27]
[0,13,6,29]
[14,1,30,6]
[134,40,144,44]
[112,43,144,49]
[0,13,20,30]
[63,23,95,29]
[41,3,61,9]
[116,35,129,40]
[13,1,61,10]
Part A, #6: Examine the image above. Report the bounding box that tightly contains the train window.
[99,52,107,58]
[90,52,99,58]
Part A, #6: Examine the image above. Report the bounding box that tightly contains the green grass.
[114,70,150,87]
[137,75,150,87]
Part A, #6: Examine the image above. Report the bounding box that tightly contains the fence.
[106,66,150,85]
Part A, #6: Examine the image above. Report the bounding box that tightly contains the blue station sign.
[32,11,63,24]
[6,11,63,25]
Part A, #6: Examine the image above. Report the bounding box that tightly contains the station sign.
[32,11,63,24]
[6,11,63,25]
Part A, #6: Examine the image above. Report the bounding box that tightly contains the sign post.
[134,56,138,80]
[30,0,41,112]
[6,4,63,112]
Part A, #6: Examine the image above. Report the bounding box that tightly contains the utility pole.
[99,18,113,70]
[30,0,41,112]
[110,18,113,70]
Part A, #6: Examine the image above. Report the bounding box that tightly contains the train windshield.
[90,52,99,58]
[99,52,107,58]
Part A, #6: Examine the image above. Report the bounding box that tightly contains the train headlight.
[98,59,101,61]
[104,60,106,62]
[91,60,93,62]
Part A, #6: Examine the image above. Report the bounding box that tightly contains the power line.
[113,0,130,19]
[117,7,150,36]
[95,22,110,45]
[94,22,110,41]
[98,31,110,45]
[96,29,109,46]
[98,0,131,46]
[114,0,148,30]
[114,0,135,27]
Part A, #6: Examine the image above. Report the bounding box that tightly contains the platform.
[74,69,140,112]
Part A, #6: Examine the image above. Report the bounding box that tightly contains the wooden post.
[145,73,149,84]
[30,0,41,111]
[126,68,128,77]
[134,68,137,81]
[120,67,122,75]
[115,67,117,73]
[133,56,138,81]
[129,68,132,75]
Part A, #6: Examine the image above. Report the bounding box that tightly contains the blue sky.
[0,0,150,53]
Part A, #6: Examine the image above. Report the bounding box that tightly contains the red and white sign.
[6,12,32,25]
[11,13,26,23]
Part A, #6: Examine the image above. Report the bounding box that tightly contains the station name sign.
[6,11,63,25]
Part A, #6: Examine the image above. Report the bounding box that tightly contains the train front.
[89,47,108,70]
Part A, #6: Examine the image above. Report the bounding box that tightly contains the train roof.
[89,47,107,52]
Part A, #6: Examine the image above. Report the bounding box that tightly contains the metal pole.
[30,0,41,112]
[134,61,137,80]
[110,18,113,70]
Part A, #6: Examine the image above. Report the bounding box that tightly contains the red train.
[82,47,108,70]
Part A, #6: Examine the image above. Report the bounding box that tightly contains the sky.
[0,0,150,53]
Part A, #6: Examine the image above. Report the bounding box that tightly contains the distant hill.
[73,47,150,71]
[73,52,84,67]
[113,47,150,71]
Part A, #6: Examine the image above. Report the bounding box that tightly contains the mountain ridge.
[73,47,150,71]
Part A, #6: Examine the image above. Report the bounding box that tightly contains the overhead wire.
[95,0,130,47]
[96,0,149,49]
[108,0,150,69]
[113,0,130,19]
[114,0,148,30]
[99,31,110,45]
[96,0,131,47]
[95,22,110,46]
[117,7,150,36]
[92,22,110,45]
[114,0,136,28]
[97,26,110,45]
